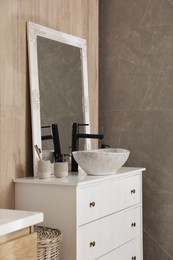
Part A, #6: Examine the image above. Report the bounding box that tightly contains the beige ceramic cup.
[54,162,68,178]
[38,160,51,179]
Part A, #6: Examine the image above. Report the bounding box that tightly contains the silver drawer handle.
[89,201,95,207]
[90,241,96,247]
[131,222,136,227]
[131,189,136,194]
[132,257,136,260]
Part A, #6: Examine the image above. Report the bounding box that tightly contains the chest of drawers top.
[14,167,145,188]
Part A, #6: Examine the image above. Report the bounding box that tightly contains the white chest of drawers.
[14,167,145,260]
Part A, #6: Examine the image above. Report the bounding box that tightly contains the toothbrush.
[34,145,42,160]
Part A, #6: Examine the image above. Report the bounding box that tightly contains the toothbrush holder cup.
[38,160,51,179]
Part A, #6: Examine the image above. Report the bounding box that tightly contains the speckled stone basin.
[72,148,130,175]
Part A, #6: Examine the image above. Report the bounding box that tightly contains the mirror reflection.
[37,36,83,155]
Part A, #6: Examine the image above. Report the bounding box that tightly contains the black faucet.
[71,123,104,172]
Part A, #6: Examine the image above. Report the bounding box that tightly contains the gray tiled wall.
[99,1,173,259]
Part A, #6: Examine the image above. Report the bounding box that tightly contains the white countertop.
[14,167,145,187]
[0,209,43,236]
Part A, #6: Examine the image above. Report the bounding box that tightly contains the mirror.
[27,21,91,177]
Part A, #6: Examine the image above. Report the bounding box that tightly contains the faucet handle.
[77,123,89,133]
[78,123,89,127]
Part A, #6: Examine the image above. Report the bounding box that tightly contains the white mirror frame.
[27,21,91,177]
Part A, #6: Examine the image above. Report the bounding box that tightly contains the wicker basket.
[34,226,63,260]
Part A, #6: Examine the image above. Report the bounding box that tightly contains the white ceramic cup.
[54,162,68,178]
[38,160,51,179]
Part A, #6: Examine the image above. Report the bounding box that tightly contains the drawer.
[77,206,141,260]
[77,174,141,226]
[0,232,37,260]
[99,238,142,260]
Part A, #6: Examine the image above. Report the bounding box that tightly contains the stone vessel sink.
[72,148,130,176]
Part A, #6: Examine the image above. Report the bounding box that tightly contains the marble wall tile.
[144,230,172,260]
[99,0,173,258]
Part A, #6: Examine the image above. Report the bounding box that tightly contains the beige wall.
[99,0,173,259]
[0,0,98,209]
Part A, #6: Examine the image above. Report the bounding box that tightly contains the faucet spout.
[71,123,104,172]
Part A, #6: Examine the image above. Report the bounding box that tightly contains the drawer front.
[99,238,142,260]
[77,206,141,260]
[0,232,37,260]
[77,174,141,226]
